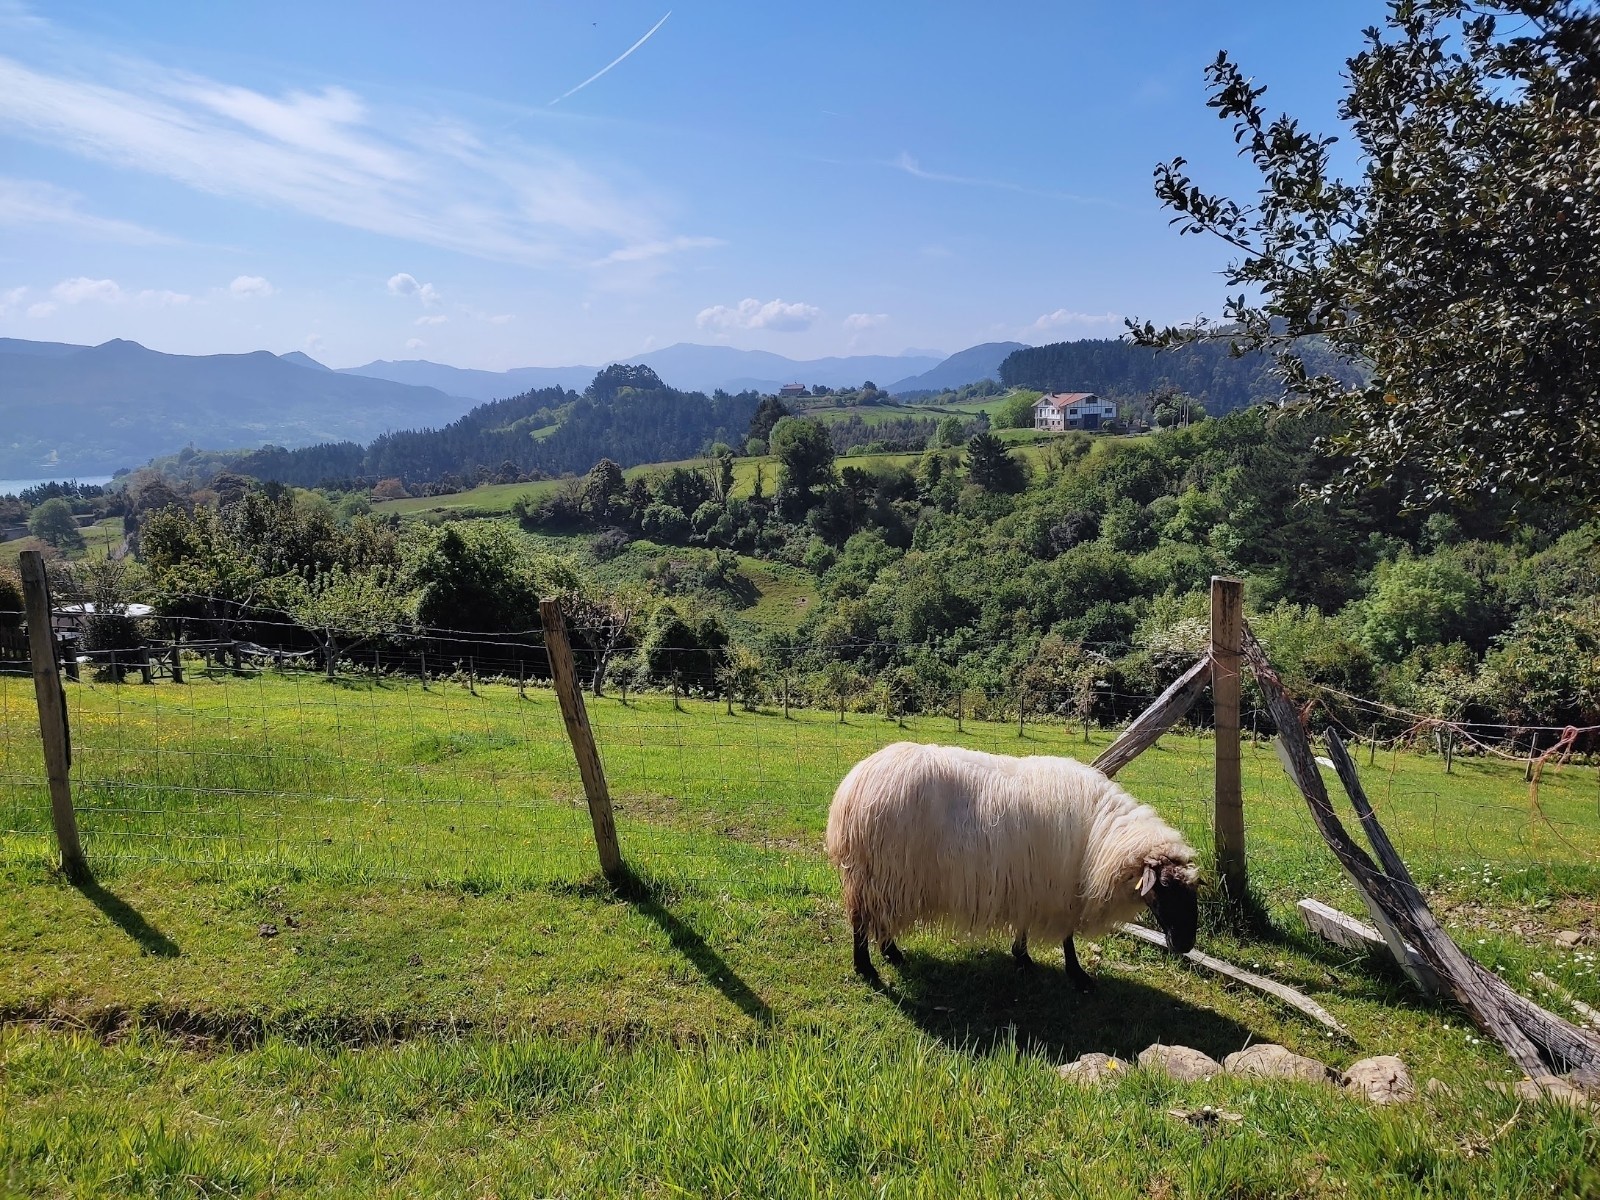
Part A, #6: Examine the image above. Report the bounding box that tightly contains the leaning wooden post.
[1211,575,1246,904]
[540,598,623,880]
[19,551,86,880]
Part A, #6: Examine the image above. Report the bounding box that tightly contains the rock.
[1505,1076,1595,1109]
[1138,1044,1222,1082]
[1224,1043,1335,1084]
[1555,930,1584,949]
[1425,1077,1454,1097]
[1342,1055,1414,1104]
[1057,1053,1129,1086]
[258,922,279,938]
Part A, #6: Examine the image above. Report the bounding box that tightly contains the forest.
[999,336,1364,415]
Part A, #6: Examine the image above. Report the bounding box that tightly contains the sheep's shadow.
[884,945,1260,1063]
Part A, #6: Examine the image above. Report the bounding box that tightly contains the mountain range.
[340,343,955,403]
[0,338,1011,477]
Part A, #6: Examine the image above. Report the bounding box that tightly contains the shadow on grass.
[74,872,181,958]
[611,869,775,1027]
[886,947,1260,1063]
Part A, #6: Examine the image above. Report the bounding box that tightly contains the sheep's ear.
[1138,863,1157,899]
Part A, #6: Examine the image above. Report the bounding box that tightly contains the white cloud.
[696,297,820,334]
[304,333,325,354]
[592,235,723,267]
[414,314,448,327]
[27,301,56,317]
[843,312,888,331]
[405,337,426,350]
[46,276,190,307]
[1026,309,1124,335]
[0,177,172,243]
[487,313,513,325]
[0,37,678,267]
[229,274,273,298]
[0,285,25,317]
[387,272,441,306]
[52,276,121,303]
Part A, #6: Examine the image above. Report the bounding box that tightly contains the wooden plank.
[1211,576,1246,901]
[1119,922,1348,1037]
[539,598,623,880]
[1299,898,1386,952]
[1298,898,1440,993]
[19,551,85,880]
[1091,654,1212,780]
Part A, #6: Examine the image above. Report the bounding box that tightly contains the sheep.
[824,742,1199,989]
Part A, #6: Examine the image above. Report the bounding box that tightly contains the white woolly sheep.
[824,742,1200,988]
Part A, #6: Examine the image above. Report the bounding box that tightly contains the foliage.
[963,432,1025,492]
[404,522,579,634]
[769,416,836,499]
[1134,0,1600,509]
[27,498,85,551]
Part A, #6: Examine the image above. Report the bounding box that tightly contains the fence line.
[3,579,1598,902]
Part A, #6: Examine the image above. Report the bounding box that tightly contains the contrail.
[550,11,671,105]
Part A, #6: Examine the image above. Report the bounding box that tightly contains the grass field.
[0,516,124,564]
[4,670,1599,1196]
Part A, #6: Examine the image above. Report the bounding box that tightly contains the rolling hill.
[0,339,465,477]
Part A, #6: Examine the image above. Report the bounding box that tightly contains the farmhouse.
[1033,391,1116,432]
[778,383,808,398]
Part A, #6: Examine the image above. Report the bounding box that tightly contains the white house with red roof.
[1032,391,1116,432]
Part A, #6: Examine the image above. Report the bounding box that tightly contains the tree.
[964,432,1023,492]
[28,498,85,551]
[748,396,791,444]
[769,416,836,499]
[288,566,408,679]
[1133,0,1600,509]
[571,582,652,696]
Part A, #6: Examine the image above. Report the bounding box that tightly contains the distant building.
[1033,391,1116,432]
[778,383,808,398]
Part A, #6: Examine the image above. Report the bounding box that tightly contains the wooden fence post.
[1211,575,1246,903]
[19,551,86,880]
[540,598,623,880]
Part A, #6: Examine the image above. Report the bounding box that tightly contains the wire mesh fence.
[2,609,1598,901]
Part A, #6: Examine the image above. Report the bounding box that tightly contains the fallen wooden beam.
[1298,898,1441,995]
[1093,654,1212,780]
[1118,921,1350,1037]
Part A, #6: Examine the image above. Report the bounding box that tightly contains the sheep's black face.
[1139,861,1199,954]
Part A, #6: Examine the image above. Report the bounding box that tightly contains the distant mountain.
[278,351,331,371]
[625,343,943,395]
[0,337,90,358]
[0,339,466,476]
[887,342,1029,394]
[338,344,946,404]
[338,358,596,400]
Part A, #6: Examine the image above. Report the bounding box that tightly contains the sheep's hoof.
[857,964,884,988]
[1068,973,1097,995]
[881,941,905,967]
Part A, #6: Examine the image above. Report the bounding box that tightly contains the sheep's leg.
[1011,933,1034,969]
[1062,937,1096,993]
[852,923,882,985]
[880,939,905,967]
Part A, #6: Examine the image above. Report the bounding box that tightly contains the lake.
[0,475,115,497]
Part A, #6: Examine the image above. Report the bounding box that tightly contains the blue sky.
[0,0,1385,370]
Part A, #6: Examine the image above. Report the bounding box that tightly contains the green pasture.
[3,670,1598,1196]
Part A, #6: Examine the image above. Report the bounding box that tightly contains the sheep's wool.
[825,742,1196,945]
